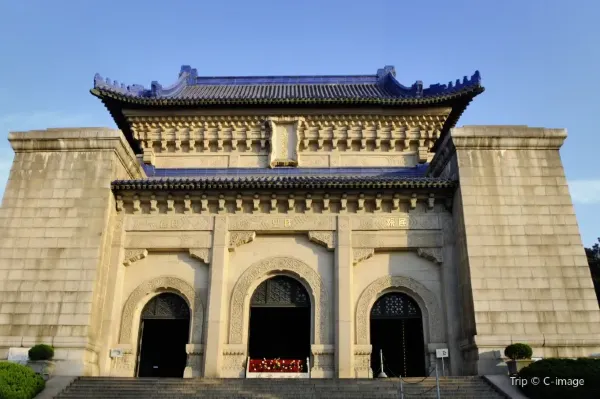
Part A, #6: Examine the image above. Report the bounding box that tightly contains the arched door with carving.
[248,275,311,360]
[137,293,190,377]
[370,292,426,377]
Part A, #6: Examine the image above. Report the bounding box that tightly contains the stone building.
[0,65,598,379]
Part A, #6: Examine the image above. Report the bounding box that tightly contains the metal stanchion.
[377,349,387,378]
[435,360,441,399]
[399,376,404,399]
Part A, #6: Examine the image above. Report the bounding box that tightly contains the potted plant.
[27,344,55,381]
[504,343,533,375]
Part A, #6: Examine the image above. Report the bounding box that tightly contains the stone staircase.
[54,376,508,398]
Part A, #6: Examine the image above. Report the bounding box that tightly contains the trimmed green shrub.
[504,343,532,360]
[28,344,54,361]
[518,358,600,399]
[0,362,45,399]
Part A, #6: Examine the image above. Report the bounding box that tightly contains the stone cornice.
[451,125,567,149]
[8,128,145,179]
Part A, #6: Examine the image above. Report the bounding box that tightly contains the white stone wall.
[0,129,143,376]
[430,125,600,375]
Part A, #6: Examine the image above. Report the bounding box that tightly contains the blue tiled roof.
[92,65,482,104]
[111,165,447,191]
[141,165,429,179]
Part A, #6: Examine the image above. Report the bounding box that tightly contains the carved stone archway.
[229,256,329,345]
[119,276,204,346]
[355,275,444,346]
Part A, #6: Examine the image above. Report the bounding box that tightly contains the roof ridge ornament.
[376,65,396,79]
[93,73,147,97]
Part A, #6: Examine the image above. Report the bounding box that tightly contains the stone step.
[55,377,506,399]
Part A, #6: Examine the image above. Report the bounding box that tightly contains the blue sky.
[0,0,598,246]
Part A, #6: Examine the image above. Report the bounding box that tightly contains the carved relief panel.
[267,117,302,167]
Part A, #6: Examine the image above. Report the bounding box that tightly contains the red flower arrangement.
[248,358,305,373]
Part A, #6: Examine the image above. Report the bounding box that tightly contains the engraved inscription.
[352,215,440,230]
[126,216,213,231]
[229,215,335,231]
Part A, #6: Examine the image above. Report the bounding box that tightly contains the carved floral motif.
[353,248,375,264]
[229,231,256,250]
[122,249,148,266]
[307,231,335,249]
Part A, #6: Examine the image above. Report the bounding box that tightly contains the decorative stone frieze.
[115,193,451,216]
[122,249,148,266]
[222,345,247,377]
[125,215,213,231]
[127,114,448,166]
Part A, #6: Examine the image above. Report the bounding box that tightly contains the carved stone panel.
[353,248,375,264]
[123,249,148,266]
[307,231,335,250]
[125,215,213,231]
[229,231,256,251]
[268,117,302,167]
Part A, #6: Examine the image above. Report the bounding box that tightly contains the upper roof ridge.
[91,65,483,105]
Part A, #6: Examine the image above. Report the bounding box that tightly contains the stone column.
[335,215,354,378]
[202,216,229,377]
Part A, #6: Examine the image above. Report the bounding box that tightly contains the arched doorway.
[248,276,311,360]
[136,293,190,377]
[370,292,426,377]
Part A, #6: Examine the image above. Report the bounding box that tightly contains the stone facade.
[429,126,600,374]
[1,66,598,379]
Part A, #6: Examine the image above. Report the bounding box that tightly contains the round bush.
[519,358,600,399]
[504,343,533,360]
[28,344,54,361]
[0,362,45,399]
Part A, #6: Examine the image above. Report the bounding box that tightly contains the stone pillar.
[429,125,600,375]
[202,216,229,377]
[0,128,144,376]
[335,215,354,378]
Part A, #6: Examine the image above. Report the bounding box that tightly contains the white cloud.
[568,180,600,204]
